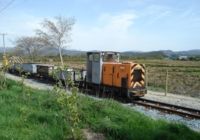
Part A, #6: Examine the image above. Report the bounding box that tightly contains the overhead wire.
[0,0,16,14]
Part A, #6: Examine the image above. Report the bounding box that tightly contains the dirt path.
[5,73,53,90]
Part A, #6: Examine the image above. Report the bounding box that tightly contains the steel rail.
[132,98,200,119]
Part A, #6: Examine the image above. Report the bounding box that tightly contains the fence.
[146,67,200,97]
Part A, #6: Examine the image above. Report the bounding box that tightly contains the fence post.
[165,69,168,96]
[145,68,148,89]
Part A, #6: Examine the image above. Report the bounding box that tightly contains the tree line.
[14,16,75,67]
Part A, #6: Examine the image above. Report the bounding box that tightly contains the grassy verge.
[0,80,69,139]
[0,80,200,140]
[78,97,200,140]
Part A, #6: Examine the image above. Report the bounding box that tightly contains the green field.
[0,79,200,140]
[140,60,200,97]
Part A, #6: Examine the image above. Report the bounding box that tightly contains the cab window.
[103,54,118,62]
[88,54,93,61]
[93,54,100,62]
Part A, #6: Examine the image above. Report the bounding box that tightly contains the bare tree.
[15,36,44,61]
[36,16,75,67]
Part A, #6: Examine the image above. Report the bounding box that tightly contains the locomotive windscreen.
[133,69,143,82]
[103,53,119,62]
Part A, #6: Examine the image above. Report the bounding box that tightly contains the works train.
[9,51,147,99]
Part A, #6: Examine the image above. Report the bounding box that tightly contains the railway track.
[132,98,200,119]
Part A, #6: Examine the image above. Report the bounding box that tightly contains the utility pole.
[0,33,7,55]
[0,33,8,67]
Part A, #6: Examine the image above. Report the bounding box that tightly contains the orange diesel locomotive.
[86,51,146,98]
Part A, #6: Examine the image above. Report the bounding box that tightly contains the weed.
[0,66,8,89]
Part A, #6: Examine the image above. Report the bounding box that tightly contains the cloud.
[0,14,47,47]
[138,4,172,25]
[98,12,137,31]
[71,12,137,51]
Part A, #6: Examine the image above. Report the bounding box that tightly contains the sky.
[0,0,200,52]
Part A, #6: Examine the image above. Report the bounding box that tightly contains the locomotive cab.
[86,51,119,84]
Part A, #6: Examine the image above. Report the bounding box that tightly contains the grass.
[78,97,200,140]
[0,79,200,140]
[0,80,70,140]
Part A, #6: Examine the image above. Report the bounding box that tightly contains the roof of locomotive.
[87,51,120,54]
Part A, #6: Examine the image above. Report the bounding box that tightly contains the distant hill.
[121,51,167,59]
[0,47,85,56]
[38,47,86,56]
[175,49,200,56]
[121,49,200,59]
[0,47,14,53]
[0,47,200,59]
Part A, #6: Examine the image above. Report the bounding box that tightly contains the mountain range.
[122,49,200,59]
[0,47,200,59]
